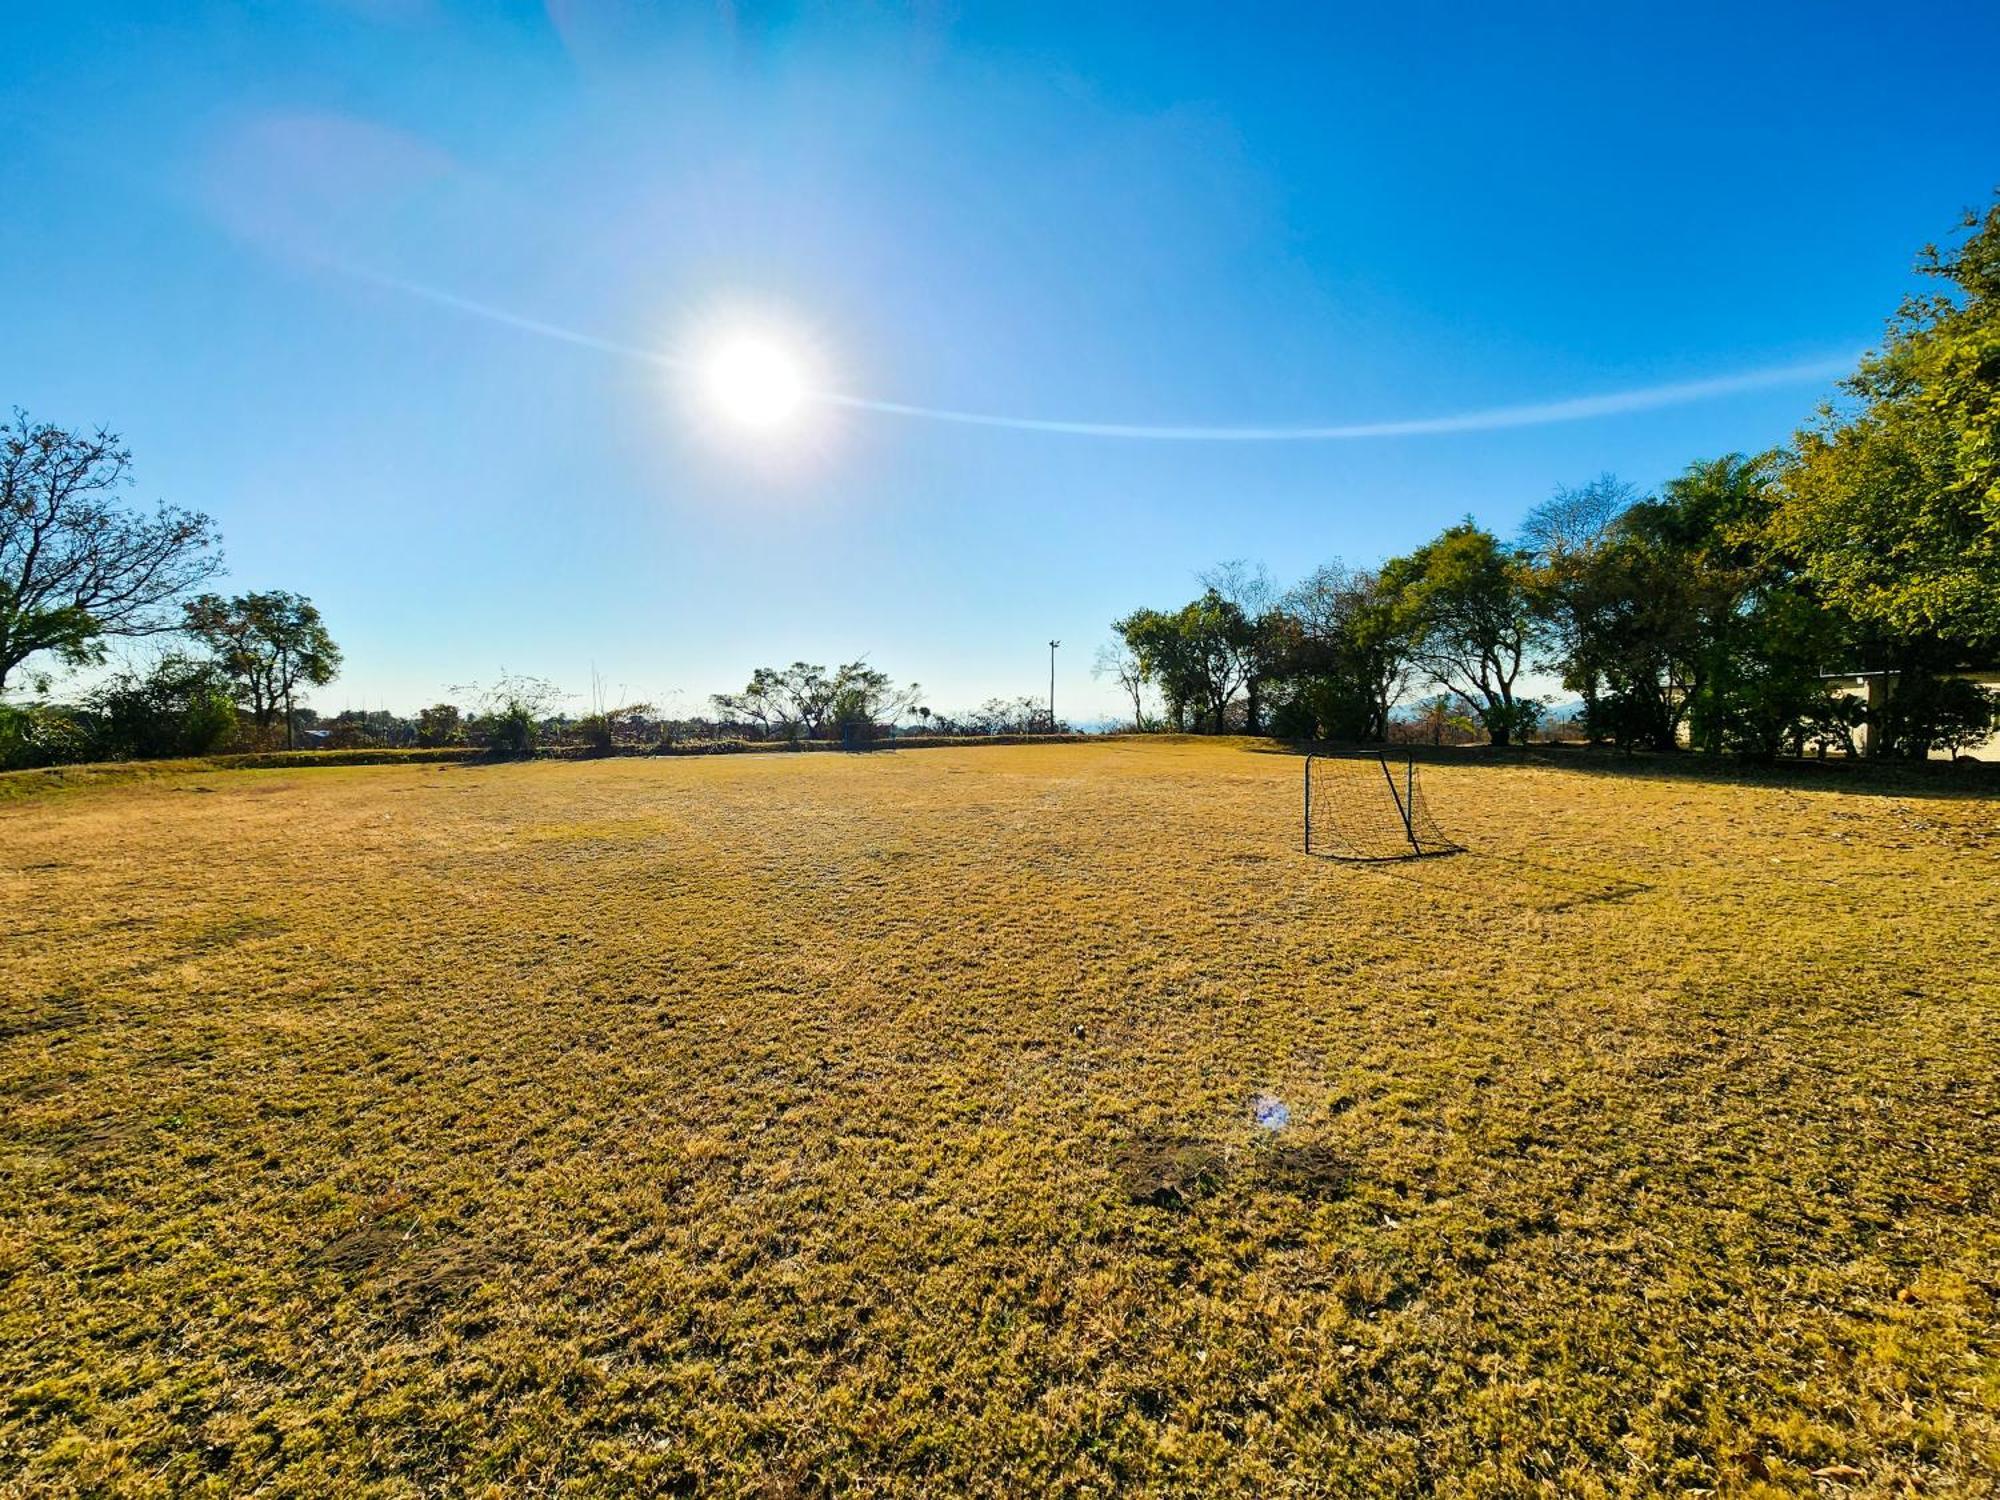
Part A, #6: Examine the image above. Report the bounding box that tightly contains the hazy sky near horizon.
[5,1,1998,719]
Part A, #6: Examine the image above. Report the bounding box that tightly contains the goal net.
[1304,752,1461,861]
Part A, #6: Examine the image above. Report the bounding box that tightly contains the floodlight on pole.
[1049,640,1060,731]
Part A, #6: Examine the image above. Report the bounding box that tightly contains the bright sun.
[703,337,806,430]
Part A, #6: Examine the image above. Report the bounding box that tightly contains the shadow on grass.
[1248,738,2000,803]
[1349,849,1654,914]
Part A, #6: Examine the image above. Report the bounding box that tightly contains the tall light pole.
[1048,639,1060,731]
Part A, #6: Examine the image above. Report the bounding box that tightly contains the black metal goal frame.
[1303,750,1462,861]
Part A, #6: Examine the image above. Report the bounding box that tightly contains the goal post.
[1304,751,1461,861]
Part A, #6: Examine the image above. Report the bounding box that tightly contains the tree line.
[6,201,1996,768]
[1104,201,2000,760]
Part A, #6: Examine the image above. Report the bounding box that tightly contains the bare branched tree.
[1092,639,1151,729]
[1518,474,1635,562]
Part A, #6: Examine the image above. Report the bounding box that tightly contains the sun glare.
[704,337,806,430]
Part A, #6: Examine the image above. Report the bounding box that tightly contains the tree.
[1092,639,1152,730]
[1659,454,1846,759]
[184,591,341,748]
[1517,458,1836,757]
[1770,198,2000,654]
[1385,522,1542,745]
[712,662,831,739]
[415,703,464,747]
[711,660,917,739]
[826,662,921,731]
[1873,674,1998,760]
[1572,470,1752,752]
[1402,693,1480,747]
[1270,561,1412,741]
[453,674,565,757]
[1197,561,1281,733]
[1113,591,1254,733]
[83,653,239,761]
[0,412,222,693]
[1111,608,1200,731]
[1519,475,1637,740]
[573,702,657,754]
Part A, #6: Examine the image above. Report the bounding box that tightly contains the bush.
[1478,697,1544,746]
[482,699,538,757]
[0,702,93,770]
[416,704,465,748]
[84,655,239,761]
[1878,675,1999,759]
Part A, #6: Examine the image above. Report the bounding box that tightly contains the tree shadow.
[1247,738,2000,804]
[1349,849,1654,914]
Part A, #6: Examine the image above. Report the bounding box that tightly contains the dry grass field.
[3,739,1997,1497]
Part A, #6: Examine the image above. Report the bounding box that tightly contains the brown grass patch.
[2,739,1996,1495]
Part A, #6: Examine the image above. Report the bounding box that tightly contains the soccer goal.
[1304,751,1462,861]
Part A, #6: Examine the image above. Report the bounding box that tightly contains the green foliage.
[1771,197,2000,649]
[453,675,564,757]
[0,700,92,770]
[483,699,538,758]
[713,661,919,739]
[1874,674,1999,760]
[1113,589,1255,732]
[82,653,240,761]
[415,703,464,747]
[1396,693,1482,746]
[0,591,102,694]
[184,590,341,745]
[1382,522,1541,746]
[1268,563,1409,741]
[1518,456,1843,757]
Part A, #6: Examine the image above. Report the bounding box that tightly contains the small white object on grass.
[1252,1094,1291,1132]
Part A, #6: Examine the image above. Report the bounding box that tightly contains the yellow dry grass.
[2,739,1997,1497]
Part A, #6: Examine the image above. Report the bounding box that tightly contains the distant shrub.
[85,655,240,761]
[483,699,538,758]
[415,704,465,748]
[0,702,93,770]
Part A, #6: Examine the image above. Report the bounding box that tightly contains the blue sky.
[4,1,1997,720]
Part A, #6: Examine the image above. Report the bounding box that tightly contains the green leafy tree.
[1519,475,1635,740]
[1111,608,1199,731]
[415,703,464,747]
[1523,458,1844,758]
[1198,561,1283,733]
[1268,561,1412,741]
[0,701,93,769]
[1385,522,1542,746]
[712,661,916,740]
[0,412,222,693]
[1771,199,2000,652]
[712,662,831,739]
[1113,591,1254,733]
[184,591,342,749]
